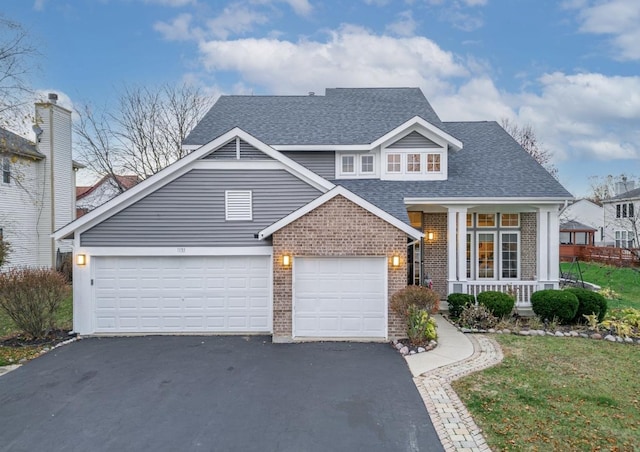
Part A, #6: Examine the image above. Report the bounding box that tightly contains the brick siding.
[272,195,408,341]
[422,213,448,298]
[521,212,537,280]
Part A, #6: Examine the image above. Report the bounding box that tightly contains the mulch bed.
[1,329,76,348]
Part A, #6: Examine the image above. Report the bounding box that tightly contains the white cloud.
[386,10,417,37]
[431,77,514,122]
[571,0,640,60]
[363,0,390,5]
[197,25,468,95]
[462,0,487,5]
[144,0,196,6]
[207,4,269,39]
[154,13,200,41]
[33,0,47,11]
[282,0,313,16]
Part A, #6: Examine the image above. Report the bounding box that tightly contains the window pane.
[501,233,518,278]
[341,155,354,173]
[466,214,473,227]
[501,213,519,227]
[427,153,440,172]
[466,233,472,278]
[616,204,621,218]
[387,154,401,172]
[560,232,571,244]
[2,158,9,184]
[477,214,496,227]
[623,204,628,218]
[478,233,494,278]
[361,155,374,173]
[629,203,634,218]
[407,153,421,172]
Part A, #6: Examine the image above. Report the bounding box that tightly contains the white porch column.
[447,208,458,282]
[537,207,551,282]
[548,207,560,282]
[456,207,467,282]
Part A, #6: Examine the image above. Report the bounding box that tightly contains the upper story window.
[477,214,496,227]
[2,157,10,184]
[361,155,374,173]
[387,154,401,173]
[616,203,634,218]
[501,213,520,227]
[407,153,421,173]
[341,155,355,174]
[427,153,441,172]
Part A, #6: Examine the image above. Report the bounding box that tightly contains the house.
[602,184,639,249]
[76,174,141,217]
[54,88,572,342]
[0,93,80,269]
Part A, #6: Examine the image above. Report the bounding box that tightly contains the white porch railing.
[465,281,540,307]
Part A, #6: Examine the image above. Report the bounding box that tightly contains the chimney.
[48,93,58,104]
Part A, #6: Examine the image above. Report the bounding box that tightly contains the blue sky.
[4,0,640,196]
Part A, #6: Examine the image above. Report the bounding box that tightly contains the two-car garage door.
[93,255,271,334]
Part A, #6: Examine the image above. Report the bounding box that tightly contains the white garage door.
[93,255,271,333]
[293,257,387,339]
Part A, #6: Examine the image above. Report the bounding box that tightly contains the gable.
[204,138,274,160]
[387,131,440,149]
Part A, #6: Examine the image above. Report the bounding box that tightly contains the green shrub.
[407,305,438,345]
[458,304,498,330]
[0,267,70,339]
[564,287,608,323]
[477,291,515,318]
[447,293,474,318]
[390,285,440,317]
[530,289,579,324]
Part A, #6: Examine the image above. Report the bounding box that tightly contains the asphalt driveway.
[0,336,443,452]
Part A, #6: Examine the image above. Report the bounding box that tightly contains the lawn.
[560,262,640,309]
[453,335,640,451]
[0,294,73,366]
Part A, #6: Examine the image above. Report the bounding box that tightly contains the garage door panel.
[294,257,387,338]
[94,256,271,334]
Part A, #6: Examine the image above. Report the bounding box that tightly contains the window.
[501,213,519,227]
[478,233,495,278]
[477,214,496,227]
[616,204,621,218]
[560,232,571,245]
[466,233,472,278]
[2,157,9,184]
[361,155,374,173]
[630,203,635,218]
[407,211,422,229]
[466,214,473,227]
[623,204,628,218]
[407,153,421,173]
[615,230,634,249]
[501,233,518,279]
[341,155,355,174]
[225,190,252,221]
[426,153,441,172]
[387,154,401,173]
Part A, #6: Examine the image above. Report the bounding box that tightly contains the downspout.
[49,105,55,268]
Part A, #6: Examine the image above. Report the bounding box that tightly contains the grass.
[452,335,640,451]
[560,262,640,309]
[0,294,73,366]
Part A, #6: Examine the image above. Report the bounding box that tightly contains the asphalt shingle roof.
[610,186,640,200]
[0,127,44,159]
[184,88,443,146]
[560,220,596,231]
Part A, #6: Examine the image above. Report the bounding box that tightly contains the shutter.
[225,190,252,221]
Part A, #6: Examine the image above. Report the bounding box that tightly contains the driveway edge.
[413,334,503,451]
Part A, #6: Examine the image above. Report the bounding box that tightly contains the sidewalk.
[406,315,504,451]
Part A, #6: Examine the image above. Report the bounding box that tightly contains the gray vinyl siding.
[205,139,273,160]
[80,169,321,247]
[388,131,439,148]
[282,151,335,179]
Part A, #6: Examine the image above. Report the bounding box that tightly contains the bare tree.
[75,83,213,191]
[0,16,38,131]
[501,118,558,180]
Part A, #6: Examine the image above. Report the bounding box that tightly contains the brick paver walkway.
[414,334,503,452]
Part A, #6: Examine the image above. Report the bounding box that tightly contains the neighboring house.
[76,174,141,217]
[603,184,639,249]
[559,199,604,245]
[54,88,572,341]
[0,94,80,269]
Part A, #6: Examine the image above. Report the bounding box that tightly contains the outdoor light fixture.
[76,254,87,266]
[392,255,400,267]
[427,231,435,241]
[282,255,291,266]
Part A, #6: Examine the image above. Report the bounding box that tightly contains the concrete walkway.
[406,316,504,452]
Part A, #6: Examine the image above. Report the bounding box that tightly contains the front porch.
[406,201,563,306]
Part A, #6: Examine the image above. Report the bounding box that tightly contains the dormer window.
[407,154,421,173]
[341,155,355,174]
[387,154,401,173]
[337,153,377,178]
[361,155,374,173]
[427,153,441,172]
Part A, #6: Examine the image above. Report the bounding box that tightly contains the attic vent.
[225,190,253,221]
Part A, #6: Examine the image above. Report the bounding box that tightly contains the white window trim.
[340,154,356,175]
[476,213,497,228]
[360,154,374,174]
[406,153,422,173]
[225,190,253,221]
[386,153,402,174]
[476,231,497,280]
[382,148,446,181]
[425,152,443,174]
[499,231,521,280]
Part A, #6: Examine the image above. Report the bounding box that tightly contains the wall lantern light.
[427,231,435,241]
[282,255,291,266]
[391,255,400,267]
[76,254,87,266]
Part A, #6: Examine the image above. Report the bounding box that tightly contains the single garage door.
[293,257,387,339]
[93,255,271,333]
